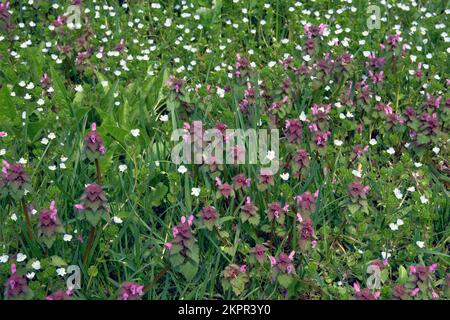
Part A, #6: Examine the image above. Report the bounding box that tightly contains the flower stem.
[83,158,102,265]
[143,265,170,294]
[95,159,102,185]
[83,226,96,265]
[21,197,33,241]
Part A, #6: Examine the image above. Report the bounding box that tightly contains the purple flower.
[118,282,144,300]
[166,215,195,256]
[46,290,72,300]
[166,75,184,94]
[295,191,318,214]
[38,200,63,238]
[4,265,31,300]
[76,183,109,226]
[198,206,219,230]
[233,173,251,190]
[267,202,288,223]
[240,197,259,225]
[270,251,295,274]
[284,119,303,144]
[1,161,31,199]
[293,149,310,170]
[83,123,105,161]
[250,244,268,263]
[299,219,314,240]
[348,181,370,199]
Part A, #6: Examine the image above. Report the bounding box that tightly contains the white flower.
[118,164,128,172]
[191,187,201,197]
[407,186,415,192]
[414,162,423,168]
[32,260,41,270]
[113,216,123,224]
[159,114,169,122]
[393,188,403,200]
[416,241,425,248]
[63,234,73,242]
[164,18,172,27]
[420,195,429,204]
[56,268,66,277]
[48,165,57,171]
[216,87,225,98]
[0,255,9,263]
[386,147,395,155]
[11,213,18,221]
[26,272,35,280]
[268,61,276,68]
[266,150,276,161]
[280,173,290,181]
[130,129,140,137]
[352,170,362,178]
[177,165,187,174]
[369,139,377,146]
[334,139,343,146]
[41,138,49,145]
[432,146,440,154]
[396,219,404,226]
[48,132,56,140]
[75,85,83,92]
[0,149,5,156]
[299,111,307,121]
[17,253,27,262]
[389,223,399,231]
[381,251,391,259]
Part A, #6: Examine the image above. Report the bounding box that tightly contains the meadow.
[0,0,449,300]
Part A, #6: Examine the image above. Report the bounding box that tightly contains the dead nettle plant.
[74,122,110,265]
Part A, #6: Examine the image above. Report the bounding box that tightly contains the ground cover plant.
[0,0,449,300]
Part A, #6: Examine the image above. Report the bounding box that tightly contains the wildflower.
[267,202,288,224]
[83,123,105,161]
[75,183,110,227]
[269,251,295,274]
[38,200,63,238]
[1,161,31,199]
[215,177,234,199]
[295,191,318,216]
[393,284,409,300]
[240,197,259,225]
[118,282,144,300]
[177,165,188,174]
[250,244,268,263]
[348,181,370,199]
[284,119,303,144]
[166,75,184,94]
[233,173,251,190]
[130,129,140,137]
[198,206,219,230]
[221,264,249,296]
[293,149,310,170]
[257,172,274,191]
[4,273,31,299]
[191,187,200,197]
[353,282,380,300]
[46,290,72,300]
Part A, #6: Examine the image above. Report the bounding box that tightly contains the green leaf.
[50,255,67,267]
[88,265,98,277]
[179,261,198,281]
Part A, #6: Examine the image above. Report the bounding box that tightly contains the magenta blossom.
[269,251,295,274]
[118,282,144,300]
